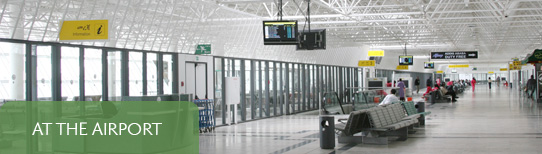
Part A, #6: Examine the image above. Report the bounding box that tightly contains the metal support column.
[297,64,301,112]
[273,62,277,116]
[79,47,85,101]
[172,54,179,94]
[240,60,246,121]
[142,53,147,95]
[221,58,226,124]
[157,54,164,95]
[121,51,129,97]
[250,60,256,119]
[279,62,284,115]
[265,61,270,117]
[102,49,108,101]
[51,45,61,101]
[285,63,290,114]
[259,61,263,117]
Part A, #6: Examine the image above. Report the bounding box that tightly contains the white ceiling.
[1,0,541,65]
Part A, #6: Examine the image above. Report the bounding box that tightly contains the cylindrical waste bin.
[415,101,426,125]
[319,115,335,149]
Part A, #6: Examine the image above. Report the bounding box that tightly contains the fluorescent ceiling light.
[373,44,452,49]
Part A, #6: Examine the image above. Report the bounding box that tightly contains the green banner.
[0,101,199,154]
[195,44,211,55]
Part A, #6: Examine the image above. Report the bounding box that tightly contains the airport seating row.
[335,103,420,145]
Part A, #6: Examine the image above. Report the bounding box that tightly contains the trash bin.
[319,115,335,149]
[415,101,426,125]
[428,91,436,104]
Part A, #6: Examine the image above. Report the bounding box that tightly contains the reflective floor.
[200,85,542,154]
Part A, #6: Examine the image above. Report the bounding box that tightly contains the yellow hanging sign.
[488,71,494,74]
[513,61,521,66]
[368,50,385,57]
[59,20,108,41]
[500,68,507,71]
[358,60,376,67]
[436,71,444,74]
[396,65,408,70]
[448,64,469,68]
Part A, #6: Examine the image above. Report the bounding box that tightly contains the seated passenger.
[379,89,400,106]
[386,81,392,87]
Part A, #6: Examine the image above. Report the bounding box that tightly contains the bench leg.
[385,127,408,141]
[338,135,363,144]
[362,131,389,145]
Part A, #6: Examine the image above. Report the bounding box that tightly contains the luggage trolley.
[194,99,215,133]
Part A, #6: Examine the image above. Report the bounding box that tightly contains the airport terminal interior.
[0,0,542,153]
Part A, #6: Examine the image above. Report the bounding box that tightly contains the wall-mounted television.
[399,55,413,65]
[424,62,434,69]
[263,21,298,45]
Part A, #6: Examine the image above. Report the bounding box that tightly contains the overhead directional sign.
[488,71,494,74]
[431,51,478,59]
[358,60,376,67]
[500,68,508,71]
[449,64,469,68]
[396,65,408,70]
[368,50,385,57]
[195,44,211,54]
[59,20,108,41]
[436,71,444,74]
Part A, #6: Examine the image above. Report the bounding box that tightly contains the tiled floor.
[200,85,542,154]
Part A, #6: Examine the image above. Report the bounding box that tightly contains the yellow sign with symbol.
[488,71,494,74]
[368,50,385,57]
[396,65,408,70]
[449,64,469,68]
[436,71,444,74]
[513,61,521,66]
[500,68,507,71]
[59,20,108,41]
[358,60,376,67]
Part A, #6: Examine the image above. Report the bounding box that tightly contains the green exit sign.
[195,44,211,55]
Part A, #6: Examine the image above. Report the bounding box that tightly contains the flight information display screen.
[399,56,413,65]
[263,21,298,45]
[424,62,434,69]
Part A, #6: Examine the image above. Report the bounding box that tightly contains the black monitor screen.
[368,81,383,87]
[403,80,409,88]
[263,21,298,45]
[445,78,451,82]
[424,62,434,69]
[399,56,413,65]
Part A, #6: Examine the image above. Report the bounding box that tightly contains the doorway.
[186,62,207,99]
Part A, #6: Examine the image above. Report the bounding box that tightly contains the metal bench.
[335,110,370,143]
[361,103,419,144]
[402,101,430,125]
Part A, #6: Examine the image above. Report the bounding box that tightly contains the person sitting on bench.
[379,89,400,106]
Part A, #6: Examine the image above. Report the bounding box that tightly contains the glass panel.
[60,47,79,101]
[147,53,157,95]
[0,42,26,100]
[214,58,223,125]
[84,48,102,101]
[244,60,252,119]
[129,52,143,96]
[163,54,173,94]
[108,51,121,101]
[37,46,52,101]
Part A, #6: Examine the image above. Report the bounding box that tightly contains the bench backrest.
[367,104,407,128]
[342,110,362,136]
[401,101,418,116]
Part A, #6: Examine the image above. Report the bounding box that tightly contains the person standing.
[397,78,406,101]
[488,77,492,89]
[415,77,420,94]
[471,77,477,91]
[526,75,536,99]
[495,76,501,87]
[425,78,432,96]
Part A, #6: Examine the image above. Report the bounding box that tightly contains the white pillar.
[8,4,25,100]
